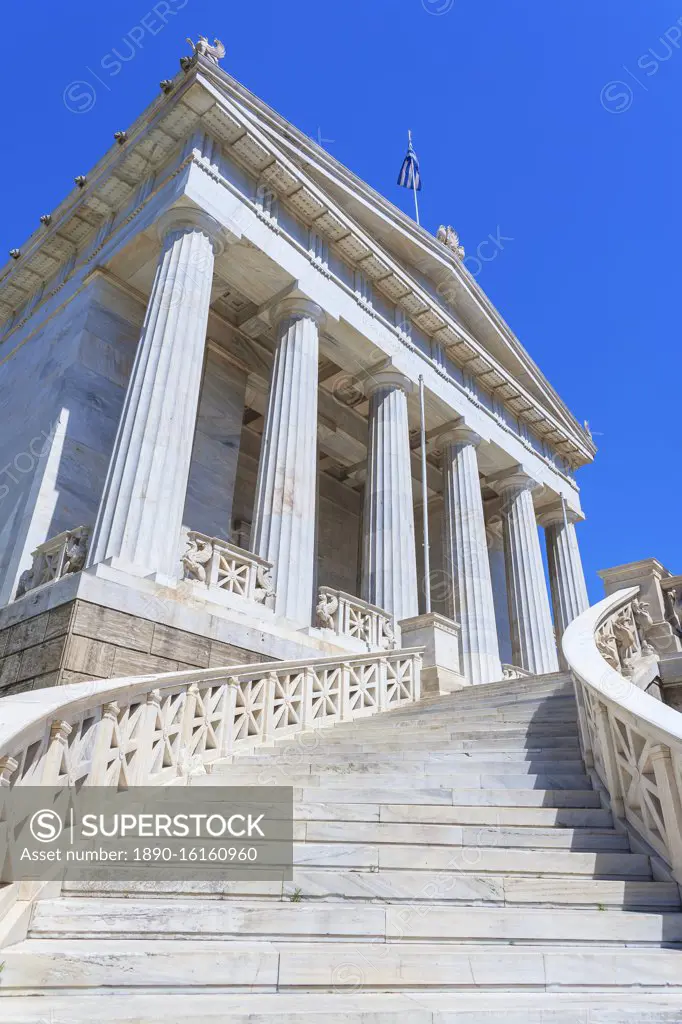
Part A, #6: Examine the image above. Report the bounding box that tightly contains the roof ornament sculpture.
[437,224,465,259]
[182,36,226,70]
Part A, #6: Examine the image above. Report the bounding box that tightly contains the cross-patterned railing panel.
[182,531,275,608]
[563,587,682,886]
[315,586,397,650]
[0,650,422,791]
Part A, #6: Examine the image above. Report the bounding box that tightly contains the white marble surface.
[498,471,559,675]
[89,210,220,579]
[441,428,502,685]
[251,298,323,625]
[543,507,589,640]
[361,369,418,621]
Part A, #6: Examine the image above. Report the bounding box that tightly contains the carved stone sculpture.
[380,616,396,649]
[663,587,682,639]
[632,598,656,655]
[316,590,339,629]
[183,36,226,68]
[182,535,213,583]
[62,532,88,576]
[254,564,276,605]
[596,620,621,671]
[437,225,465,259]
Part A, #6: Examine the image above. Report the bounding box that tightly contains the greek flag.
[397,132,422,192]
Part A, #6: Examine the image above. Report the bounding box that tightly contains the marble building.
[0,40,595,698]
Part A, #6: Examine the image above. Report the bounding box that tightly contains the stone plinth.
[399,612,465,694]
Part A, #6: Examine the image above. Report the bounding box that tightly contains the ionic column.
[441,427,501,685]
[361,369,418,621]
[497,471,559,675]
[89,208,221,579]
[540,504,589,644]
[486,515,513,667]
[251,297,324,624]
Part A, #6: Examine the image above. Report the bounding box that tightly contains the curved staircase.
[2,670,682,1022]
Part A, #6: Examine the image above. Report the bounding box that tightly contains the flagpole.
[419,374,431,613]
[409,130,420,225]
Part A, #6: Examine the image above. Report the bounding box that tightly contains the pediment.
[0,56,594,469]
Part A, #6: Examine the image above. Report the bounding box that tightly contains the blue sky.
[2,1,679,600]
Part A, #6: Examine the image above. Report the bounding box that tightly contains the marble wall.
[0,277,144,604]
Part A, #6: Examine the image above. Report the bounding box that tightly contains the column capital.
[363,367,414,398]
[271,296,325,329]
[440,424,482,450]
[490,467,539,498]
[537,502,585,528]
[156,207,225,251]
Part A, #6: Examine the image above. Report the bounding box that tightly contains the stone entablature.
[0,60,593,478]
[315,587,397,650]
[182,531,275,607]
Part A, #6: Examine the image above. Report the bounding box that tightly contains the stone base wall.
[0,599,269,699]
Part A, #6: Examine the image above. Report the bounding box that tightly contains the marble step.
[243,785,604,808]
[229,758,588,775]
[288,741,581,757]
[29,899,681,943]
[289,844,651,876]
[300,820,629,850]
[217,770,595,791]
[4,991,682,1023]
[235,750,586,765]
[291,802,614,827]
[60,873,679,909]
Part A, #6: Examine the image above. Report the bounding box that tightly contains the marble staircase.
[2,671,682,1022]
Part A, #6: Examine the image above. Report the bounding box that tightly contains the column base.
[399,612,467,695]
[87,557,180,589]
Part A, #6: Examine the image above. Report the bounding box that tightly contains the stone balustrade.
[15,526,90,599]
[563,587,682,886]
[502,664,532,680]
[182,531,275,607]
[315,586,397,649]
[0,648,422,789]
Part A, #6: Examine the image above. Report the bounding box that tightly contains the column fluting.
[89,208,221,578]
[251,297,323,624]
[441,427,502,684]
[541,505,589,643]
[498,471,559,675]
[361,369,419,622]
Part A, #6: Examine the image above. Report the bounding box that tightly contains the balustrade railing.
[0,648,422,790]
[182,531,275,607]
[563,587,682,886]
[15,526,90,599]
[315,586,397,649]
